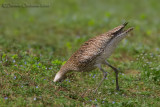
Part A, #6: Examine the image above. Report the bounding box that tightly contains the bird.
[53,22,133,92]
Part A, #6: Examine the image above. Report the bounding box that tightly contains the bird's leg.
[94,66,107,93]
[105,60,120,91]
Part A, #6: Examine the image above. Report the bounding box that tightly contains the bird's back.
[66,33,113,72]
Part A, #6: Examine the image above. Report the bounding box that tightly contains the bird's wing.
[71,36,106,65]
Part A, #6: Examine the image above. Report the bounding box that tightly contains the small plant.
[135,52,160,82]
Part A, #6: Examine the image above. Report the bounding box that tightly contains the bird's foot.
[116,87,120,91]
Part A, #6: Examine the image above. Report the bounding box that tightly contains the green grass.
[0,0,160,106]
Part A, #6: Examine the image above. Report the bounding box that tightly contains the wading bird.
[54,22,133,92]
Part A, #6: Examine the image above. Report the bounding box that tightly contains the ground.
[0,0,160,106]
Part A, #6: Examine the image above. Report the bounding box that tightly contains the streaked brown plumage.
[54,22,133,91]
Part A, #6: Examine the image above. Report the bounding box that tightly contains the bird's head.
[53,71,66,82]
[53,67,71,82]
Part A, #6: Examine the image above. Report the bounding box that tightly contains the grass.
[0,0,160,106]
